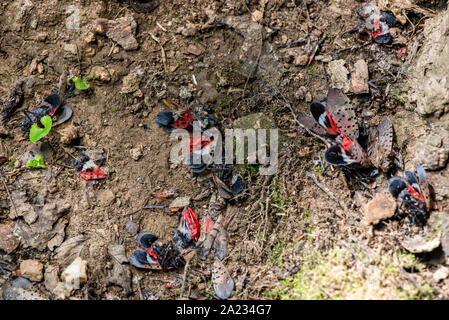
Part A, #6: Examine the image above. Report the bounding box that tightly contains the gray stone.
[408,7,449,116]
[108,244,128,264]
[106,16,138,51]
[327,59,350,93]
[414,122,449,170]
[2,287,46,300]
[121,71,141,94]
[44,265,59,292]
[13,203,70,251]
[11,277,32,289]
[169,196,191,209]
[124,221,138,235]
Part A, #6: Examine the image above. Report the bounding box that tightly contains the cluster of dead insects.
[128,97,248,299]
[297,87,431,226]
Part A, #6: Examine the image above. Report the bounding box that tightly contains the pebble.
[362,191,397,225]
[294,54,309,66]
[62,257,88,290]
[169,196,191,209]
[186,44,202,56]
[11,277,32,289]
[63,43,78,56]
[0,224,20,253]
[130,146,143,161]
[125,221,138,235]
[433,266,449,282]
[327,59,350,93]
[351,59,369,94]
[20,259,44,282]
[91,66,111,82]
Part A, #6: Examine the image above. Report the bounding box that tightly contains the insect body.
[388,164,431,226]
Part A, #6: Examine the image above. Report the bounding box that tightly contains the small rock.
[433,266,449,282]
[85,31,96,44]
[63,43,78,56]
[169,196,191,209]
[11,277,32,289]
[327,59,350,93]
[251,10,263,22]
[37,63,44,74]
[97,189,115,207]
[181,23,199,37]
[2,287,45,300]
[179,86,192,100]
[186,44,202,56]
[351,59,369,94]
[362,191,397,225]
[0,224,20,253]
[108,244,128,264]
[121,71,141,94]
[52,282,72,300]
[61,257,88,290]
[91,66,111,82]
[294,54,309,66]
[44,265,59,292]
[36,33,47,42]
[415,122,449,171]
[20,260,44,282]
[130,146,143,161]
[402,233,441,253]
[125,221,138,235]
[93,16,138,51]
[305,91,312,103]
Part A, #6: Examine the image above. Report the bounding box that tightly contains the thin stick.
[149,33,168,74]
[306,171,347,214]
[0,171,18,218]
[179,259,190,298]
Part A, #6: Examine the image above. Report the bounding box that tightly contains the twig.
[149,32,168,74]
[0,171,18,219]
[136,276,144,300]
[156,22,167,32]
[179,259,191,298]
[107,43,116,57]
[306,171,347,214]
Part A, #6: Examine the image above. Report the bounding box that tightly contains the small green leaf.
[26,154,46,169]
[72,76,90,90]
[29,115,52,142]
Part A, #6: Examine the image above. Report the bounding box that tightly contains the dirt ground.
[1,0,449,300]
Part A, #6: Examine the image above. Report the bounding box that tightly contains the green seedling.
[26,154,46,169]
[72,75,92,90]
[29,115,52,142]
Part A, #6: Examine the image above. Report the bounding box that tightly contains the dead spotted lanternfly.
[388,164,431,226]
[297,88,393,173]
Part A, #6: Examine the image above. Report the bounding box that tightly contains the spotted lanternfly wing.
[325,144,354,166]
[325,88,359,141]
[0,156,8,165]
[296,112,335,138]
[325,135,370,167]
[309,102,341,137]
[368,118,393,171]
[416,164,431,210]
[212,258,234,300]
